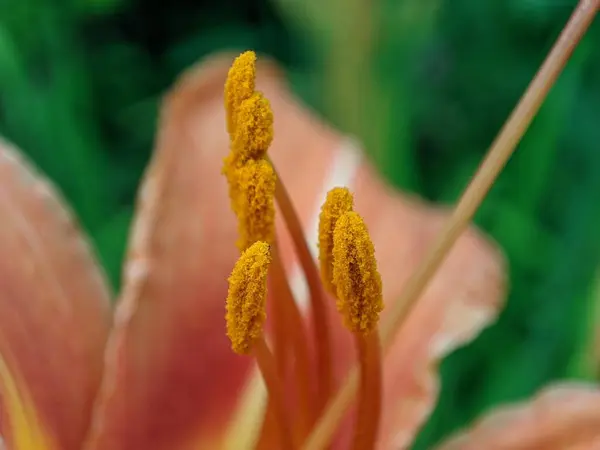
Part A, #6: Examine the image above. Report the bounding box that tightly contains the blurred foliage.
[1,0,600,447]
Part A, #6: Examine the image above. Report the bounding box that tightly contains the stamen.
[318,187,354,295]
[225,242,296,449]
[223,49,333,442]
[332,211,383,450]
[235,159,276,251]
[225,241,271,355]
[332,212,383,334]
[270,161,334,412]
[225,50,256,137]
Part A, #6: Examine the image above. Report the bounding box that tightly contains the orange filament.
[270,160,334,412]
[255,243,315,447]
[271,244,316,441]
[255,246,290,449]
[253,336,297,450]
[303,1,599,448]
[352,332,382,450]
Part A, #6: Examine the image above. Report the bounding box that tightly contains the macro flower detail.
[1,10,599,448]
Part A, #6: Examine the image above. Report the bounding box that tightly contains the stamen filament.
[271,243,316,441]
[255,263,290,449]
[303,1,598,447]
[352,332,382,450]
[270,159,334,412]
[253,336,298,450]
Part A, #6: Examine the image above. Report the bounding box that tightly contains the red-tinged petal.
[0,138,112,450]
[436,383,600,449]
[83,55,300,450]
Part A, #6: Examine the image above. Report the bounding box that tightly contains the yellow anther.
[226,241,272,355]
[318,187,354,294]
[232,92,274,162]
[332,211,383,334]
[235,159,277,251]
[225,50,256,136]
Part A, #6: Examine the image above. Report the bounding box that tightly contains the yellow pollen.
[225,50,257,136]
[226,241,272,355]
[232,92,274,162]
[235,158,277,251]
[318,187,354,294]
[332,211,383,334]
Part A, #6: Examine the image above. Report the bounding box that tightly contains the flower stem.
[270,160,334,413]
[302,1,599,448]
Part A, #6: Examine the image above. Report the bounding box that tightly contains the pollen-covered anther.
[225,50,257,136]
[332,211,383,334]
[318,187,354,295]
[232,92,274,162]
[226,241,272,354]
[235,158,276,251]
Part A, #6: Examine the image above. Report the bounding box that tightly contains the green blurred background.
[1,0,600,447]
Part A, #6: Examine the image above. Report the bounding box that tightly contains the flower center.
[222,51,384,450]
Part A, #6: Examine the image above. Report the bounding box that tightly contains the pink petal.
[436,383,600,449]
[0,138,112,450]
[84,51,506,450]
[84,54,320,450]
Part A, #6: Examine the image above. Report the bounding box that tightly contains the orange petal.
[436,383,600,449]
[0,138,112,450]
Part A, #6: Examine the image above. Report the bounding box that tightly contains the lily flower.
[0,47,599,450]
